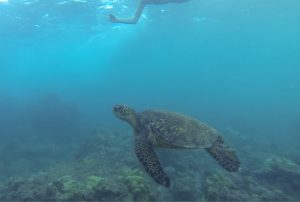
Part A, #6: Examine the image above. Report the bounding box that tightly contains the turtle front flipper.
[134,134,170,188]
[206,136,240,172]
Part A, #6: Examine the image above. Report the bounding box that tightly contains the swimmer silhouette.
[109,0,189,24]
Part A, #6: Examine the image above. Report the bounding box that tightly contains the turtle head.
[113,104,137,127]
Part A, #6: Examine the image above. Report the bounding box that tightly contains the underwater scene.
[0,0,300,201]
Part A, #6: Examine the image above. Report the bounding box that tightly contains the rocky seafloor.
[0,128,299,201]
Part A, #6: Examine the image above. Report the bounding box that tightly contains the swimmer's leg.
[109,0,148,24]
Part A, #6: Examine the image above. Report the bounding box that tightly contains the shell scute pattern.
[139,110,219,148]
[113,104,241,187]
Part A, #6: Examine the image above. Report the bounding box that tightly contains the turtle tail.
[206,136,240,172]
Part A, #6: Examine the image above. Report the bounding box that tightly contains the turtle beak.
[113,104,124,118]
[113,105,119,112]
[113,105,119,114]
[113,105,122,112]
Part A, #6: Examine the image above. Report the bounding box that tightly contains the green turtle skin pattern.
[134,133,170,187]
[206,136,240,172]
[138,110,220,148]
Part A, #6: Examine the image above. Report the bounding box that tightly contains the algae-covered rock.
[121,169,155,201]
[85,175,105,190]
[255,156,300,196]
[82,175,125,201]
[85,183,124,201]
[170,175,199,201]
[51,175,85,201]
[73,130,136,178]
[49,174,128,201]
[1,175,51,201]
[202,170,290,201]
[0,174,116,201]
[202,171,241,201]
[260,156,300,175]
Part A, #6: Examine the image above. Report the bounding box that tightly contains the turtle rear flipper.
[206,136,240,172]
[135,134,170,188]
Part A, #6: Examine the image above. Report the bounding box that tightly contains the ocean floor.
[0,127,299,201]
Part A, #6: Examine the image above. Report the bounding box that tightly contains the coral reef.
[0,171,156,201]
[1,127,300,201]
[254,156,300,198]
[169,174,201,201]
[120,169,155,201]
[258,156,300,177]
[0,173,51,201]
[0,174,108,201]
[202,170,291,201]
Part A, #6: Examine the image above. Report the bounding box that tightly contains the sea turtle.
[113,104,240,188]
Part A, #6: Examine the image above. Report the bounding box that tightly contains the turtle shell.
[138,110,220,148]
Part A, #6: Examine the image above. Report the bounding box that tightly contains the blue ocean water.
[0,0,300,200]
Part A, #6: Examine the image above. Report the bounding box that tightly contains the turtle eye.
[113,105,121,113]
[114,104,128,115]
